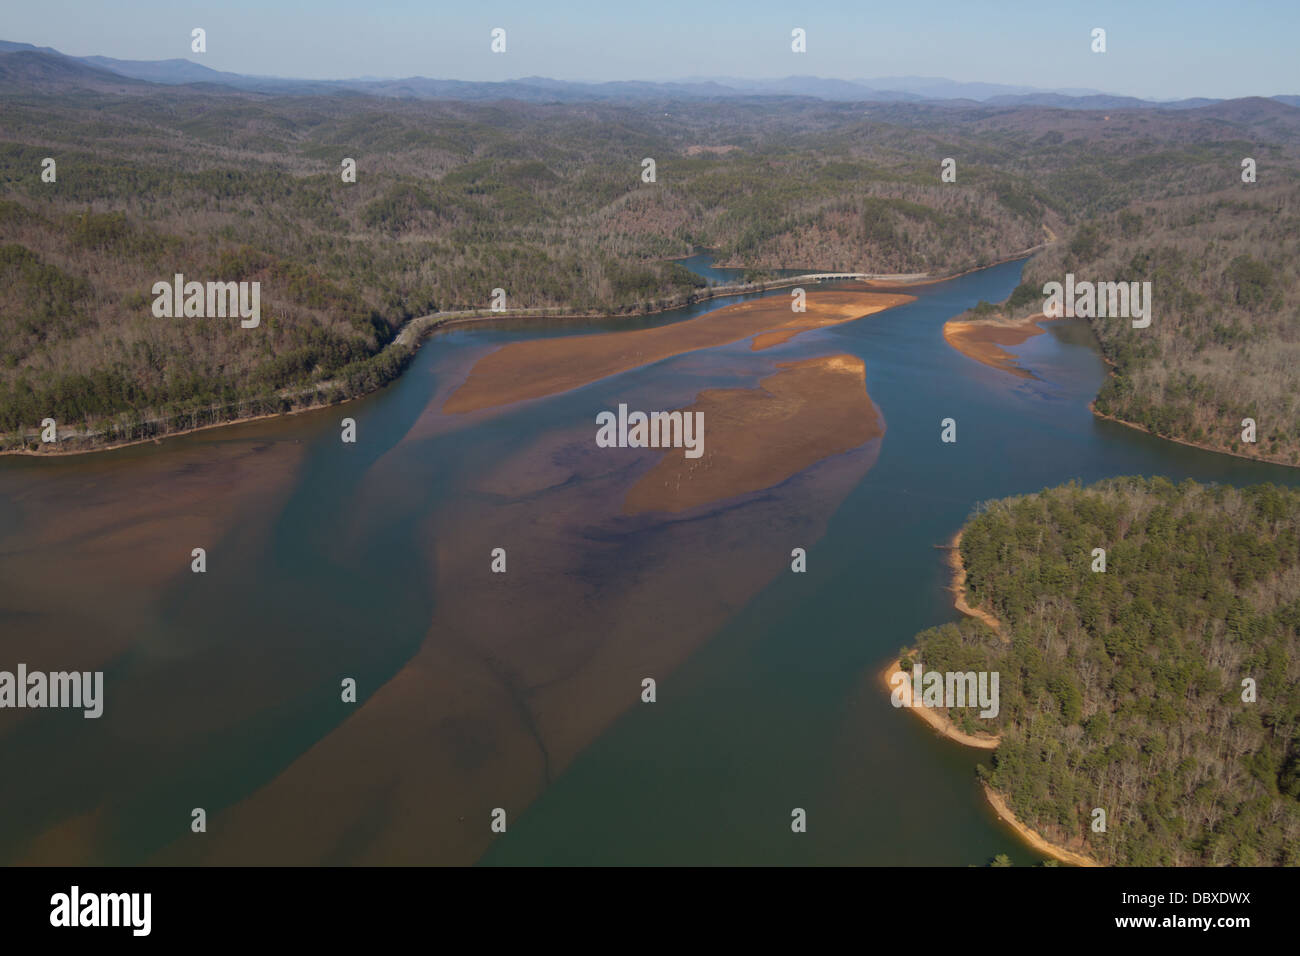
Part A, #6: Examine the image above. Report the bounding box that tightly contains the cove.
[477,258,1300,866]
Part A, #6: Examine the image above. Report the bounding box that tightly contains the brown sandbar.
[942,314,1047,379]
[442,291,914,414]
[624,354,882,515]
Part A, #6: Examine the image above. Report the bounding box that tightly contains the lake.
[1,258,1294,865]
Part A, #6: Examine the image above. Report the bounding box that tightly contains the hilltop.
[2,42,1299,451]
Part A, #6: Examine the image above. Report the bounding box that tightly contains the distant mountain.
[0,39,62,57]
[0,40,325,93]
[985,92,1156,109]
[79,54,258,87]
[0,50,147,93]
[697,76,923,101]
[1,38,1297,113]
[854,76,1104,100]
[1185,95,1300,137]
[685,75,1107,101]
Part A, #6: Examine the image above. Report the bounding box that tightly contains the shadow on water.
[0,347,443,863]
[1,256,1295,865]
[0,257,898,863]
[479,259,1300,866]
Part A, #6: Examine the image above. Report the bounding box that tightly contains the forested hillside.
[909,477,1300,865]
[959,172,1300,466]
[2,66,1297,449]
[1022,182,1300,465]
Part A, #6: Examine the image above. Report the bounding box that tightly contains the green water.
[0,260,1294,865]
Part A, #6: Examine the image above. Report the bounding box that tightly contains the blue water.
[0,257,1293,865]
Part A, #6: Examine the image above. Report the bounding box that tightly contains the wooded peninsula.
[908,477,1300,866]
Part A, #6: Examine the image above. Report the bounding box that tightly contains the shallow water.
[1,258,1294,865]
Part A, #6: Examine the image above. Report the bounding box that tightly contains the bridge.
[392,270,934,348]
[791,272,874,281]
[789,272,932,282]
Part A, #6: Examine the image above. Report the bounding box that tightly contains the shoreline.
[861,249,1035,289]
[880,529,1104,867]
[944,310,1300,471]
[1,273,919,459]
[878,656,1000,750]
[0,394,365,459]
[1088,402,1300,471]
[944,530,1004,637]
[1,245,1050,460]
[708,243,1048,288]
[1087,347,1300,469]
[982,783,1101,867]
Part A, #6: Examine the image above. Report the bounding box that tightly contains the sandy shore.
[983,783,1101,867]
[880,654,1103,865]
[945,530,1004,638]
[879,655,1000,750]
[879,528,1104,866]
[623,354,882,515]
[942,313,1047,378]
[442,290,914,414]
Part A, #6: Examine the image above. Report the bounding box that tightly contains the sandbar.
[623,354,882,515]
[442,290,914,414]
[942,314,1047,379]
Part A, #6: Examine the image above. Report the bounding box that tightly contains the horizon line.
[6,39,1300,102]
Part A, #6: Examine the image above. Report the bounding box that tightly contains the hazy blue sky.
[8,0,1297,99]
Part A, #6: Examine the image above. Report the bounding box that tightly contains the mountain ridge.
[1,39,1296,109]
